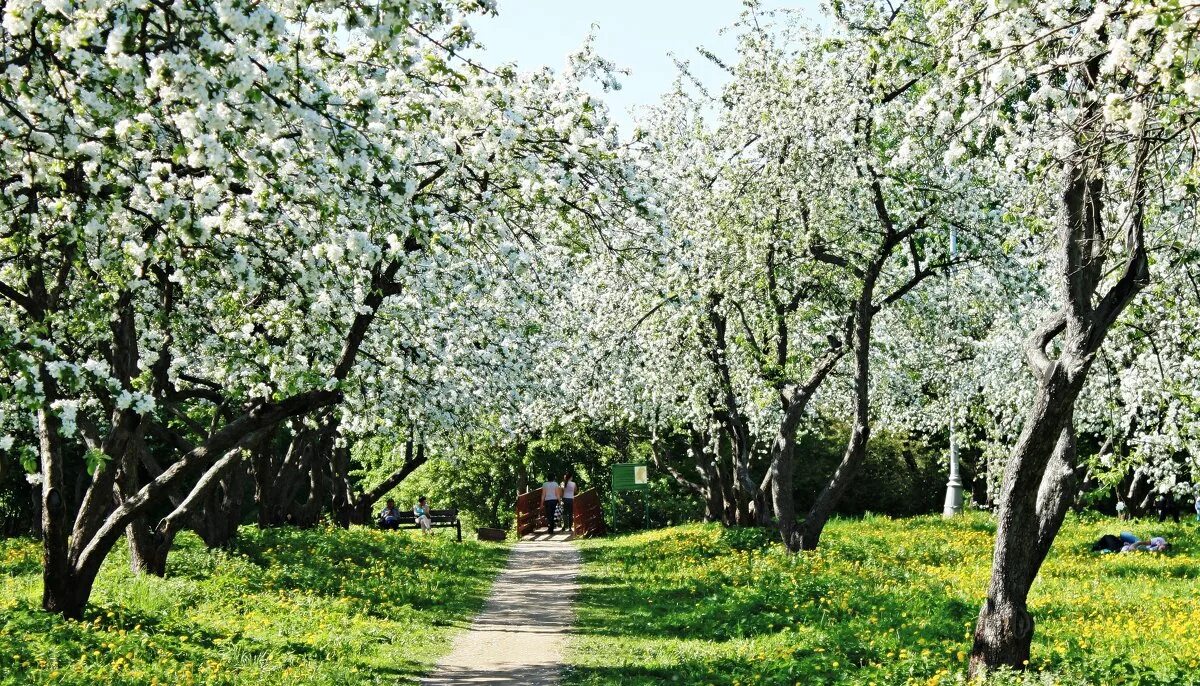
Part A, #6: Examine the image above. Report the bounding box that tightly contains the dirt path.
[421,532,580,685]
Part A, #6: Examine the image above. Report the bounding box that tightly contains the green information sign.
[611,463,649,492]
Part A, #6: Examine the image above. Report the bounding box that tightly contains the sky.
[469,1,824,131]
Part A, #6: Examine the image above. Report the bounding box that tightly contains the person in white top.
[541,477,561,533]
[561,473,577,534]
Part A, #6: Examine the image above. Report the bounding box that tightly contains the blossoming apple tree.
[925,0,1200,673]
[0,0,645,616]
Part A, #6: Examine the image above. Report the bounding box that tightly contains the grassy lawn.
[565,513,1200,686]
[0,526,508,685]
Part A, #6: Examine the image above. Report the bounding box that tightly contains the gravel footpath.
[421,533,580,685]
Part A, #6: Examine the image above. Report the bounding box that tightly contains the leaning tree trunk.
[143,445,257,575]
[969,381,1078,672]
[191,456,248,548]
[41,390,340,618]
[785,170,941,551]
[969,131,1150,675]
[795,301,875,551]
[343,440,427,525]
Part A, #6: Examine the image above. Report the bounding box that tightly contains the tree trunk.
[770,428,799,546]
[969,385,1075,674]
[970,132,1150,674]
[256,421,336,528]
[721,413,767,527]
[796,418,868,550]
[256,426,311,527]
[516,466,528,497]
[117,434,165,576]
[690,429,726,523]
[715,438,738,526]
[38,384,80,617]
[650,427,727,522]
[40,390,340,618]
[127,517,162,575]
[31,482,43,540]
[704,295,769,527]
[191,457,247,548]
[145,451,246,575]
[796,303,874,550]
[330,445,355,528]
[770,346,845,551]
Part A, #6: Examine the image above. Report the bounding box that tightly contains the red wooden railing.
[571,489,606,538]
[514,487,606,538]
[516,489,544,537]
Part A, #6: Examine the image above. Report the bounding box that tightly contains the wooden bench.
[380,508,462,542]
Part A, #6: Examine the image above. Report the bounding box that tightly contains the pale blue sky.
[469,1,824,131]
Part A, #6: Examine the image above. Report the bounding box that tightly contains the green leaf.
[84,448,111,476]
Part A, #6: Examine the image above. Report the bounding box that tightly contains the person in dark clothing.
[1092,534,1123,553]
[1155,492,1181,523]
[378,498,401,530]
[560,472,577,534]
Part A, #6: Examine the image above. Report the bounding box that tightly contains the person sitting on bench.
[414,496,433,534]
[378,498,401,530]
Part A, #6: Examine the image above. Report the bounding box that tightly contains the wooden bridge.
[515,488,606,539]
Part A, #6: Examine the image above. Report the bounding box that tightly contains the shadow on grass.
[171,526,511,623]
[0,526,510,685]
[566,516,1200,686]
[563,650,849,686]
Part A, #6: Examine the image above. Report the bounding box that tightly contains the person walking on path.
[560,473,577,535]
[541,477,561,534]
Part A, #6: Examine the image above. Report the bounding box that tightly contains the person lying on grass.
[379,499,401,530]
[1095,532,1172,553]
[1118,532,1171,553]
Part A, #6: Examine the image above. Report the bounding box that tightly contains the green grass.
[0,526,508,685]
[565,513,1200,686]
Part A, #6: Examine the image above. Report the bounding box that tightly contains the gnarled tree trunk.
[969,133,1150,675]
[39,390,340,618]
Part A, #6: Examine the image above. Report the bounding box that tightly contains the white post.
[943,225,964,518]
[943,411,964,517]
